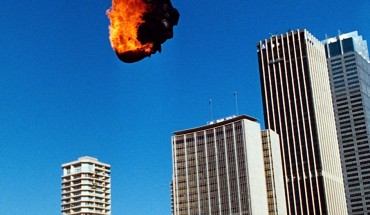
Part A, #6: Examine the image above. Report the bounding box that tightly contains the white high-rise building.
[323,31,370,214]
[61,156,111,215]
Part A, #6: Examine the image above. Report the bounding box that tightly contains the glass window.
[342,38,355,53]
[329,41,341,57]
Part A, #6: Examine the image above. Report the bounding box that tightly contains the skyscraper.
[171,115,285,215]
[323,31,370,214]
[257,29,347,214]
[61,156,111,215]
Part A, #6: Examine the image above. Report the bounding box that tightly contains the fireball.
[107,0,179,63]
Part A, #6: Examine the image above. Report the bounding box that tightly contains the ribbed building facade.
[262,129,287,215]
[171,115,269,215]
[323,31,370,214]
[61,156,111,215]
[257,29,347,214]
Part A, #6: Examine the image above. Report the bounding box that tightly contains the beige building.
[61,156,111,215]
[262,130,287,215]
[171,115,286,215]
[257,29,347,214]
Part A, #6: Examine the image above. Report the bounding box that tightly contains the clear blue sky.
[0,0,369,214]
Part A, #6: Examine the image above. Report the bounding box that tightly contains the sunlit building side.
[61,156,111,215]
[323,31,370,214]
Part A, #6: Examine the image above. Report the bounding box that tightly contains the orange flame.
[106,0,153,54]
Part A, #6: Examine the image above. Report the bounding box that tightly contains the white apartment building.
[61,156,111,215]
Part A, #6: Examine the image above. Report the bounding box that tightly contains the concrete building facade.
[61,156,111,215]
[323,31,370,214]
[171,115,285,215]
[257,29,347,214]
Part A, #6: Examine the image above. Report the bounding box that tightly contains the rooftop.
[173,114,258,135]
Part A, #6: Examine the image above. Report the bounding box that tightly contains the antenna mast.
[209,98,213,122]
[234,91,239,116]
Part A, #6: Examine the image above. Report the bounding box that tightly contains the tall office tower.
[262,129,287,215]
[61,156,111,215]
[257,29,347,214]
[171,115,286,215]
[323,31,370,214]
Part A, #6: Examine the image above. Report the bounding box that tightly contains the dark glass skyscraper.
[323,31,370,214]
[257,29,347,214]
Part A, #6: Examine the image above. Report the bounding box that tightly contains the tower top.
[78,156,98,162]
[322,31,369,61]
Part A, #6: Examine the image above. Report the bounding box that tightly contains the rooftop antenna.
[338,29,344,55]
[209,98,213,122]
[269,31,278,37]
[234,91,239,116]
[325,33,330,58]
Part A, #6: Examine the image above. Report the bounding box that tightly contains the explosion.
[107,0,179,63]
